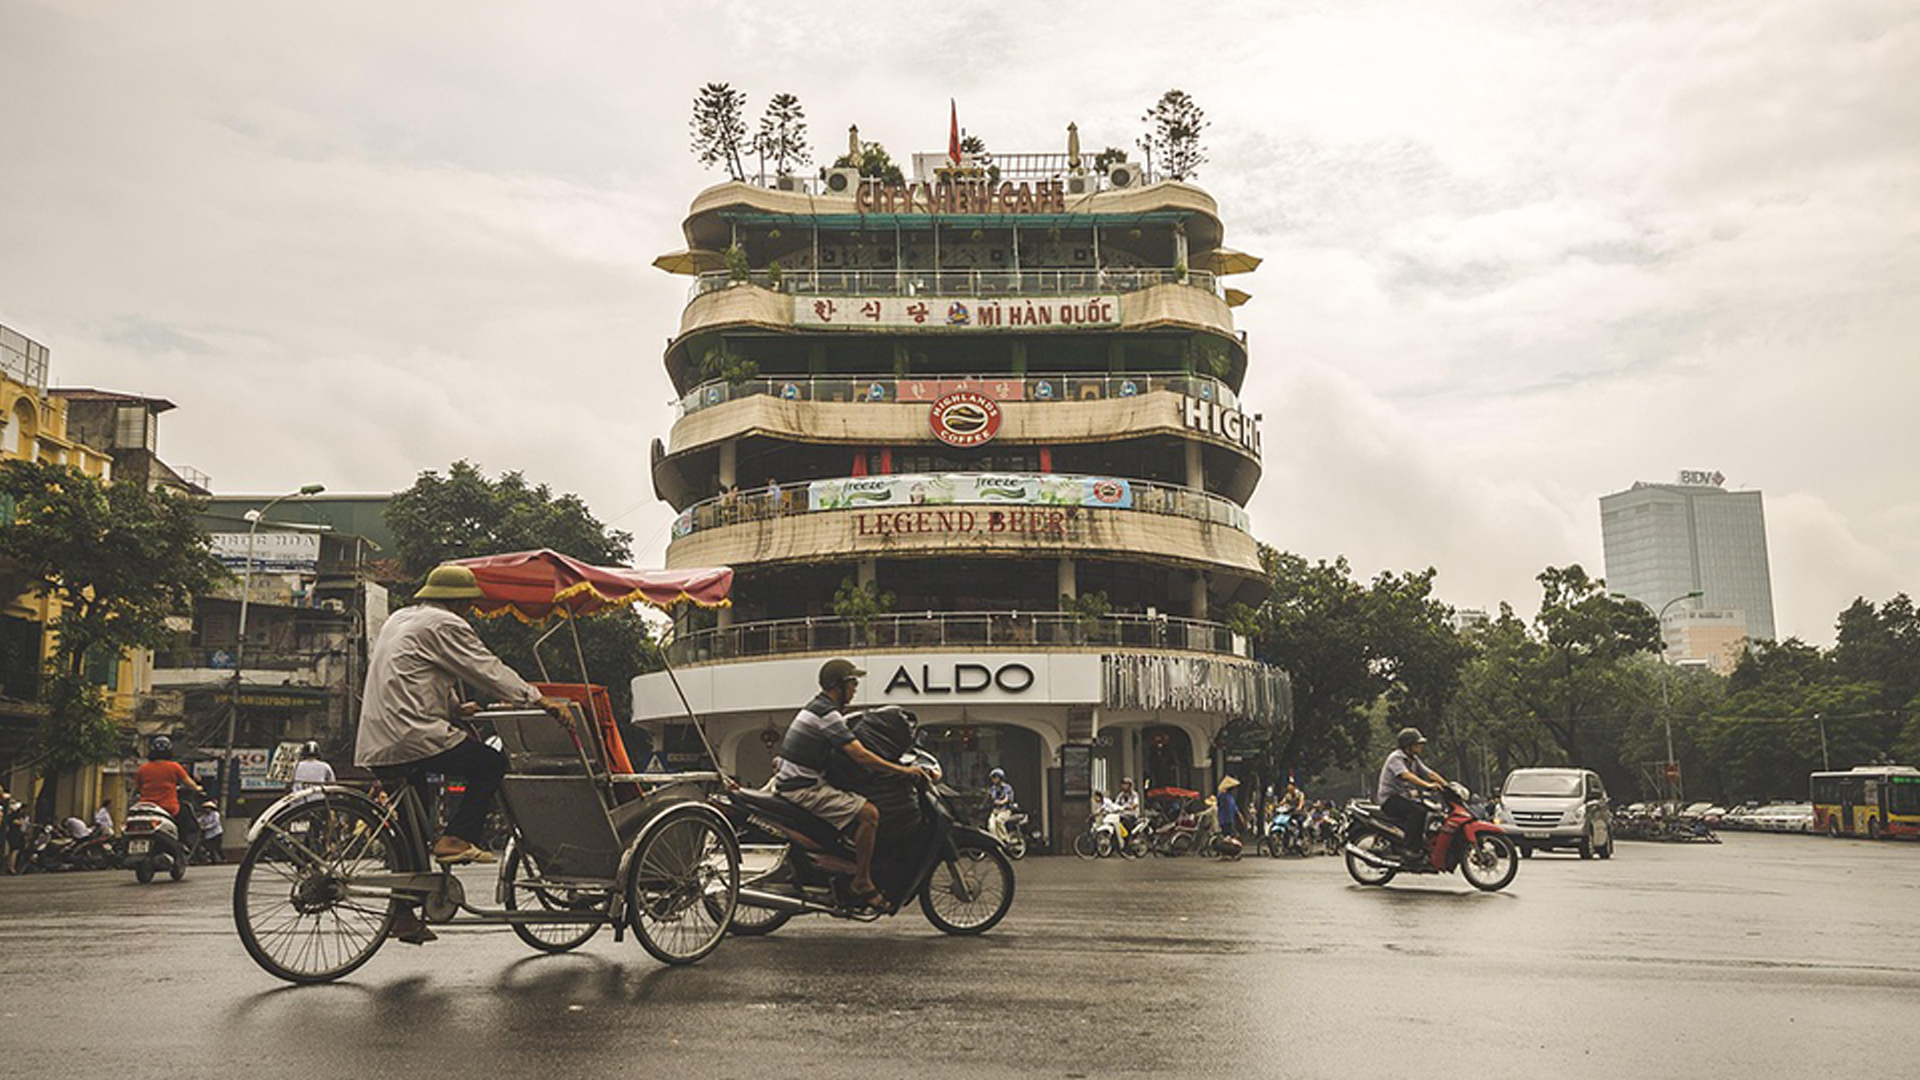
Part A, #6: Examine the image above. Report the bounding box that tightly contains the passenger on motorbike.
[771,658,934,912]
[1376,727,1449,856]
[1280,780,1306,816]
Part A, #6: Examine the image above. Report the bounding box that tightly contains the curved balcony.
[671,473,1251,541]
[689,266,1219,303]
[673,370,1241,418]
[665,611,1247,667]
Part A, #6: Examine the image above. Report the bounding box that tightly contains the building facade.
[1600,472,1775,663]
[633,145,1291,846]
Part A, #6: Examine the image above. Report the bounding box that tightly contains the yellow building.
[1,323,140,822]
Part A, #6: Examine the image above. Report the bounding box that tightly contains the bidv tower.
[634,129,1290,847]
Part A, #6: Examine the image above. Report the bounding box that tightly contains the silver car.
[1497,768,1615,859]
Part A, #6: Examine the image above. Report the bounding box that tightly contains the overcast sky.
[2,0,1914,643]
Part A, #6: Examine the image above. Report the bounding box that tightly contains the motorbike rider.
[770,658,933,912]
[1111,777,1141,836]
[134,735,206,831]
[1377,727,1449,856]
[1280,780,1306,816]
[290,741,336,791]
[986,768,1016,845]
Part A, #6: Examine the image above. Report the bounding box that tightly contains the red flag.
[948,99,961,165]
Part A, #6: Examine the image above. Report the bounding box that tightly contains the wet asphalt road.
[2,833,1917,1079]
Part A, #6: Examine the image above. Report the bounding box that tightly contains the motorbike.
[988,804,1034,860]
[1305,805,1342,856]
[123,800,198,883]
[1342,782,1519,892]
[715,705,1015,938]
[66,830,122,871]
[1261,805,1306,858]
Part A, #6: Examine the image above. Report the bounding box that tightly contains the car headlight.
[1567,804,1588,824]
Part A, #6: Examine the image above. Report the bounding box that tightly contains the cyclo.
[231,552,742,983]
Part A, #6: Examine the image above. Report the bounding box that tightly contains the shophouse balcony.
[690,266,1218,303]
[674,370,1241,418]
[665,610,1246,667]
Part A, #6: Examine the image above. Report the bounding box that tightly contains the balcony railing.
[671,472,1251,542]
[676,370,1240,418]
[691,266,1217,303]
[666,611,1246,666]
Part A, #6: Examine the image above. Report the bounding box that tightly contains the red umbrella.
[450,549,731,622]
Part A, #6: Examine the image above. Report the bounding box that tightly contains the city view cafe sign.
[855,177,1069,216]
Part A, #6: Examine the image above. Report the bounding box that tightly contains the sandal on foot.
[849,885,891,913]
[432,843,496,866]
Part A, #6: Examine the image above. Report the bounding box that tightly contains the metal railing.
[666,611,1246,666]
[675,370,1240,418]
[692,267,1217,303]
[671,472,1251,542]
[746,156,1161,193]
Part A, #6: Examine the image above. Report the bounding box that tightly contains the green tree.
[384,462,657,715]
[0,460,226,803]
[833,141,905,185]
[1138,89,1208,180]
[690,82,749,181]
[753,92,811,179]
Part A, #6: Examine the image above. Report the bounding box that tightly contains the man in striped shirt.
[772,658,933,911]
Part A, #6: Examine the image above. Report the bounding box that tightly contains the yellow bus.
[1810,766,1920,839]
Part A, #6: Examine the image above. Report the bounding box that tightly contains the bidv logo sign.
[928,391,1003,448]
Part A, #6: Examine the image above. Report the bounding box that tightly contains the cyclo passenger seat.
[730,786,846,851]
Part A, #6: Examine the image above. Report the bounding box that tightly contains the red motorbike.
[1343,782,1519,892]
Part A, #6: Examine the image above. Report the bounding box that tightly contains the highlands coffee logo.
[929,391,1002,448]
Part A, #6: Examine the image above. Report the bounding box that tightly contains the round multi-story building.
[634,142,1290,846]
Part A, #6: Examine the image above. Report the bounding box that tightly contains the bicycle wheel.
[920,834,1014,935]
[504,843,608,954]
[626,806,740,966]
[1072,831,1097,859]
[234,795,398,983]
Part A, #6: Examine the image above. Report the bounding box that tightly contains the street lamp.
[221,483,325,817]
[1611,589,1704,805]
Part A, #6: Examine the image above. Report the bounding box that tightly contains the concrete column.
[1107,339,1127,373]
[1174,227,1189,271]
[1184,440,1204,491]
[717,605,734,630]
[857,559,876,589]
[1189,571,1209,620]
[1056,557,1076,603]
[1010,339,1027,377]
[718,440,738,490]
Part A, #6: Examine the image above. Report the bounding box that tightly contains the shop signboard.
[794,295,1119,332]
[208,532,321,572]
[1061,745,1093,799]
[810,473,1132,512]
[266,741,307,783]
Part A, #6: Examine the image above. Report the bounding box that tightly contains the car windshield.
[1504,774,1582,797]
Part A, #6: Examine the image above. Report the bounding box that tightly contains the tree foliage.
[833,141,905,185]
[690,82,750,181]
[0,459,226,773]
[384,462,657,715]
[1139,89,1208,180]
[754,92,811,178]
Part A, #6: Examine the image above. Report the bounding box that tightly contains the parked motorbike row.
[7,801,216,879]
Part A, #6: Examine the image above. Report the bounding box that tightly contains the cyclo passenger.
[354,564,563,944]
[769,658,933,912]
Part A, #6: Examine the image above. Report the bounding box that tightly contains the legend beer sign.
[1182,395,1262,457]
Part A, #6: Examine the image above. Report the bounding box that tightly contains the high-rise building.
[632,137,1291,847]
[1599,471,1775,654]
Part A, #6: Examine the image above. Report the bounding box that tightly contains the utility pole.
[222,484,324,817]
[1815,712,1830,772]
[1612,588,1703,805]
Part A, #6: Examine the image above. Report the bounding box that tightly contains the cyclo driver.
[1376,727,1449,857]
[770,658,933,912]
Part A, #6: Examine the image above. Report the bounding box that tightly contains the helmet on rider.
[988,768,1005,781]
[300,741,321,759]
[147,735,173,761]
[817,658,866,690]
[1396,727,1427,751]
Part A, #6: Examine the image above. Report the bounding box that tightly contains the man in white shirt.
[290,743,336,791]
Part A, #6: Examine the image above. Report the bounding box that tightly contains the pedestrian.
[93,798,115,837]
[196,803,225,863]
[2,786,25,875]
[290,741,335,791]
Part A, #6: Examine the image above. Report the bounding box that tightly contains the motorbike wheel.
[1072,831,1097,859]
[168,858,187,882]
[1344,832,1398,886]
[503,843,606,954]
[921,835,1014,936]
[1005,833,1028,860]
[134,860,155,885]
[234,795,398,984]
[1121,832,1149,859]
[1261,836,1281,859]
[77,845,109,872]
[1461,834,1519,892]
[1093,832,1115,858]
[1167,833,1193,856]
[625,806,740,966]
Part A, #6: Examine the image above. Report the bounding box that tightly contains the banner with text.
[208,532,321,572]
[809,473,1133,512]
[793,295,1120,332]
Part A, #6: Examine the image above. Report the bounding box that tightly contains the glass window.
[1504,773,1582,797]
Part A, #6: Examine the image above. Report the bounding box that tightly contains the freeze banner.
[793,295,1120,331]
[809,473,1134,512]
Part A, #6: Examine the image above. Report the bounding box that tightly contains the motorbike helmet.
[817,658,866,690]
[300,741,321,759]
[148,735,173,761]
[1396,727,1427,750]
[988,768,1005,781]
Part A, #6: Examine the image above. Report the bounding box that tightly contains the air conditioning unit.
[774,174,805,193]
[1106,161,1145,189]
[824,167,861,195]
[1066,172,1095,195]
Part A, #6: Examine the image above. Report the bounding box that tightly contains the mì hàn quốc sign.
[794,295,1118,331]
